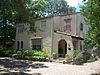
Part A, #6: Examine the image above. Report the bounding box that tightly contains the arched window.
[21,41,23,49]
[17,41,19,50]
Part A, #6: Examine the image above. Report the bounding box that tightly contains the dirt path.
[0,57,100,75]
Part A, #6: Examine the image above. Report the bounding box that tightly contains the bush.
[0,49,48,61]
[87,54,97,62]
[82,50,91,63]
[0,49,14,57]
[74,52,83,65]
[65,54,72,63]
[12,50,48,61]
[73,50,83,65]
[12,50,24,59]
[0,49,4,57]
[73,50,97,64]
[32,50,48,61]
[52,52,57,59]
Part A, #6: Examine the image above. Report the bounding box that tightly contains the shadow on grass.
[0,58,48,72]
[0,72,41,75]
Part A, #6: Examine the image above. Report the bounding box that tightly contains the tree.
[0,0,31,48]
[0,0,48,49]
[46,0,76,15]
[81,0,100,54]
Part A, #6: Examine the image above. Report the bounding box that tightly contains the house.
[15,12,89,58]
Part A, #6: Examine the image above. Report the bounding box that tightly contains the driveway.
[0,57,100,75]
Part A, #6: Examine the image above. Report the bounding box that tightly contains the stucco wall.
[52,14,87,51]
[15,17,53,52]
[52,32,74,57]
[15,23,33,50]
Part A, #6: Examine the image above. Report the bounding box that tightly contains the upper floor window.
[64,20,71,31]
[30,23,36,32]
[80,23,83,31]
[40,21,46,31]
[17,24,24,33]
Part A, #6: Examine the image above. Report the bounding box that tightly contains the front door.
[58,39,67,57]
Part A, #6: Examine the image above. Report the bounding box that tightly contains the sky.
[66,0,83,12]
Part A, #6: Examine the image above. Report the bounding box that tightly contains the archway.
[58,39,67,57]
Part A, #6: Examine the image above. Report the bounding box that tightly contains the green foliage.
[33,50,48,58]
[87,55,97,62]
[12,50,24,59]
[52,52,57,59]
[0,0,49,49]
[73,50,83,65]
[0,49,14,57]
[12,50,48,61]
[12,50,33,59]
[0,0,31,48]
[81,0,100,49]
[65,54,72,63]
[74,52,83,64]
[72,50,97,64]
[73,50,81,59]
[0,49,48,61]
[46,0,76,15]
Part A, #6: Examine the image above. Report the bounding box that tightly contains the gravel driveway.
[0,57,100,75]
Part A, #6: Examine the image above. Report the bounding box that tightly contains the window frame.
[32,39,42,50]
[40,20,46,31]
[17,24,24,33]
[64,20,71,31]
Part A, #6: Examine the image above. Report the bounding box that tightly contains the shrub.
[0,49,14,57]
[73,50,83,65]
[87,54,97,62]
[65,54,72,63]
[32,50,48,61]
[23,50,33,57]
[52,52,57,59]
[0,49,48,61]
[12,50,48,61]
[82,50,91,63]
[74,52,83,65]
[12,50,24,59]
[0,49,4,57]
[4,50,15,57]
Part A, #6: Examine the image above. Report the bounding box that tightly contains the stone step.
[55,58,65,63]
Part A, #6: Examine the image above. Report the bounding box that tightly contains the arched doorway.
[58,39,67,57]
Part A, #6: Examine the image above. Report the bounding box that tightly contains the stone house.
[15,12,89,57]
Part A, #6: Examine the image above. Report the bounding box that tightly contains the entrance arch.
[58,39,67,57]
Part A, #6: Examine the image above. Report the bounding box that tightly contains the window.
[30,24,35,32]
[17,41,19,50]
[32,39,41,50]
[17,24,24,33]
[21,41,23,49]
[40,21,46,31]
[80,41,82,50]
[80,23,83,31]
[64,20,71,31]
